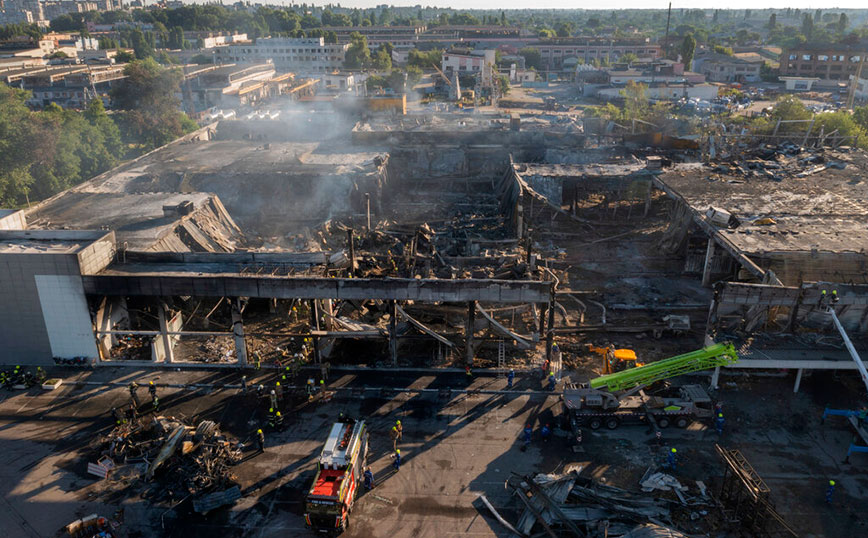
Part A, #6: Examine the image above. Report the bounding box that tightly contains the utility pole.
[846,53,865,110]
[663,2,672,61]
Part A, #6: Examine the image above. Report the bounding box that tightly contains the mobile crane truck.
[562,343,738,431]
[304,418,369,535]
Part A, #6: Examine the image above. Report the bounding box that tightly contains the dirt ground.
[0,366,865,537]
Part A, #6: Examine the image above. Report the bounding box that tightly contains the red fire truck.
[304,419,369,535]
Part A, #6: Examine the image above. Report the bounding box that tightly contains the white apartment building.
[214,37,348,74]
[441,48,496,87]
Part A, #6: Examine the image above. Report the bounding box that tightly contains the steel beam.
[83,275,553,304]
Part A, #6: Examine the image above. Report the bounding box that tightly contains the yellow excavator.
[588,345,644,375]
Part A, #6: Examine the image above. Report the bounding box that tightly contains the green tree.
[621,80,649,120]
[519,47,542,70]
[680,34,696,70]
[111,59,197,150]
[767,13,777,30]
[167,26,186,49]
[801,14,814,40]
[837,13,848,33]
[344,32,371,69]
[854,105,868,132]
[372,47,392,70]
[556,22,575,38]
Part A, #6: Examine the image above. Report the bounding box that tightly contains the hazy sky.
[278,1,867,8]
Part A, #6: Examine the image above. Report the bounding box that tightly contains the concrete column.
[793,368,804,393]
[365,193,371,231]
[701,236,716,287]
[389,300,398,367]
[231,298,247,366]
[465,301,476,366]
[346,228,356,277]
[710,366,721,390]
[538,303,548,337]
[310,299,321,364]
[545,298,555,363]
[158,302,174,364]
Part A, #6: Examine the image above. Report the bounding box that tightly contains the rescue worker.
[523,424,533,447]
[256,428,265,453]
[241,375,247,393]
[666,448,677,471]
[390,426,399,451]
[363,468,374,490]
[321,361,330,382]
[267,407,276,429]
[465,365,472,381]
[393,449,401,471]
[35,367,46,384]
[151,395,159,412]
[254,351,262,370]
[715,413,725,434]
[269,390,278,410]
[112,407,125,426]
[396,420,403,442]
[257,384,264,398]
[831,290,840,304]
[307,378,315,401]
[148,381,157,399]
[548,371,556,391]
[540,423,551,442]
[820,289,828,307]
[275,382,283,404]
[826,480,835,503]
[275,411,284,429]
[128,382,140,408]
[507,368,515,389]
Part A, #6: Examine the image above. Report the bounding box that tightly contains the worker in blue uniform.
[715,413,725,434]
[666,448,677,470]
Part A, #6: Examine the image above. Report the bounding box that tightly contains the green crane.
[589,343,739,392]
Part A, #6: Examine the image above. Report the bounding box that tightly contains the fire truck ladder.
[590,342,739,392]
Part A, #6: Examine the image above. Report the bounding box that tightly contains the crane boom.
[589,343,738,392]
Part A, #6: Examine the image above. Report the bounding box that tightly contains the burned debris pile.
[707,145,850,181]
[500,471,718,538]
[91,415,242,510]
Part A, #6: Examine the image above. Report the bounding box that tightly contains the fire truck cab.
[304,419,368,535]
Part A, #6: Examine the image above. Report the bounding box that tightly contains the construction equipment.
[588,345,643,375]
[590,342,738,392]
[562,343,738,431]
[304,418,369,534]
[821,407,868,462]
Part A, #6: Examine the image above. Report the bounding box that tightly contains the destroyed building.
[0,108,864,400]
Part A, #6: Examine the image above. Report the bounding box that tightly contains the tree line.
[0,59,197,208]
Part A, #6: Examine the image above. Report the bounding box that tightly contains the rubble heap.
[93,415,241,507]
[502,471,719,537]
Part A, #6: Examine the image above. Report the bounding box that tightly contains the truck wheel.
[658,418,670,428]
[606,418,620,430]
[589,418,602,430]
[676,417,689,428]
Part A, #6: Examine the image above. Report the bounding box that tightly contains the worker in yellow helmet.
[256,428,265,453]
